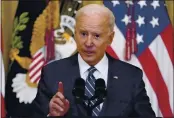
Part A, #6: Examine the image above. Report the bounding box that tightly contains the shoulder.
[108,54,141,72]
[43,53,78,71]
[39,54,78,89]
[107,54,143,81]
[115,59,142,74]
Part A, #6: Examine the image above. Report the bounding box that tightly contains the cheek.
[76,40,83,47]
[77,38,86,47]
[95,43,108,55]
[95,41,108,49]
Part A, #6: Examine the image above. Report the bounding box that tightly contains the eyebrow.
[78,28,102,34]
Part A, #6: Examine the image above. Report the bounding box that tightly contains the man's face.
[75,14,114,65]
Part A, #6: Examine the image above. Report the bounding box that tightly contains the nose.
[85,35,93,47]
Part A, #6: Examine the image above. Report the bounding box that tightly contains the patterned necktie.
[85,66,100,116]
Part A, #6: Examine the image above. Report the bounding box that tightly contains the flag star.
[151,1,160,10]
[125,0,133,7]
[122,14,131,25]
[150,16,159,28]
[136,15,145,27]
[136,34,144,44]
[112,0,120,7]
[137,1,147,9]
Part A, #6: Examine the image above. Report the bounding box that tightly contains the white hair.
[75,4,115,31]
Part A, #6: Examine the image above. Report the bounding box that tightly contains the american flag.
[29,48,45,84]
[1,28,6,117]
[0,49,5,118]
[104,0,173,117]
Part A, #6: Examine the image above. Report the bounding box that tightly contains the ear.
[107,31,115,45]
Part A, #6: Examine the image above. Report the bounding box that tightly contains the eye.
[81,32,87,37]
[94,34,100,39]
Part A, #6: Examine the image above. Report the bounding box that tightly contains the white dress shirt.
[78,53,108,110]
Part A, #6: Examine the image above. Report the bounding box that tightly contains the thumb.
[58,82,64,94]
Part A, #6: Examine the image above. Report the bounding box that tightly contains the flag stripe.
[149,35,173,113]
[111,25,161,116]
[34,75,41,83]
[29,58,45,79]
[36,77,40,84]
[29,60,44,78]
[29,48,45,84]
[139,48,173,117]
[30,55,44,71]
[1,94,5,117]
[159,24,173,64]
[0,51,5,97]
[30,61,44,82]
[110,25,126,60]
[106,46,119,59]
[32,51,42,62]
[30,68,41,83]
[1,28,6,117]
[29,52,43,69]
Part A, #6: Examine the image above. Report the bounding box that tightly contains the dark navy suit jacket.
[33,53,155,117]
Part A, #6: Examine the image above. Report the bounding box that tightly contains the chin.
[82,56,96,65]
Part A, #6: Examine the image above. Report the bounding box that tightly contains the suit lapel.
[69,53,81,83]
[68,53,88,116]
[99,54,124,116]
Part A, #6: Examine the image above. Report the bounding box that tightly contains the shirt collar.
[78,53,108,75]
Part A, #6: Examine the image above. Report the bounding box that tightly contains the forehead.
[76,14,110,33]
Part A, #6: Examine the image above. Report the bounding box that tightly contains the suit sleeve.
[133,69,156,117]
[32,67,53,117]
[32,66,73,117]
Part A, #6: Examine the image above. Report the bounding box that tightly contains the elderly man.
[33,4,155,117]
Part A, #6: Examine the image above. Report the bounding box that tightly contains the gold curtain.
[2,1,18,76]
[83,1,103,6]
[166,1,174,26]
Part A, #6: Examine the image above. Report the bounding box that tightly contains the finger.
[51,102,64,112]
[64,99,70,109]
[50,110,59,116]
[52,98,65,107]
[55,92,65,101]
[58,82,64,94]
[54,92,65,99]
[53,92,67,107]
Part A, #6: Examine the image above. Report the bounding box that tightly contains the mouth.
[83,50,95,56]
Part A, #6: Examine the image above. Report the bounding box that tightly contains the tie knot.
[88,66,97,75]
